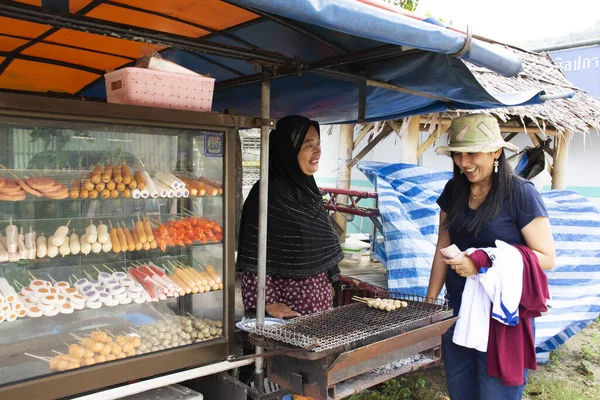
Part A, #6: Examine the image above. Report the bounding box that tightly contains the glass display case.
[0,93,245,399]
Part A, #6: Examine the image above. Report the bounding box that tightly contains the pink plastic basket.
[104,67,215,112]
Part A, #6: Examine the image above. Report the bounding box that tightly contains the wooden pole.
[334,124,355,243]
[417,123,450,158]
[552,131,571,190]
[349,123,393,167]
[353,123,374,149]
[399,116,421,164]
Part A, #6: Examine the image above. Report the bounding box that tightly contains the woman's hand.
[443,253,478,278]
[265,302,301,319]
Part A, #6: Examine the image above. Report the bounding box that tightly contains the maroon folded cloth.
[470,249,492,272]
[486,245,550,386]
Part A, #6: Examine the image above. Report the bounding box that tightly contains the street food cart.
[0,1,550,398]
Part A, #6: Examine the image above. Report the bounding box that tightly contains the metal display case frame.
[0,92,258,400]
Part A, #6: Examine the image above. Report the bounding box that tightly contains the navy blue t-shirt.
[437,177,548,301]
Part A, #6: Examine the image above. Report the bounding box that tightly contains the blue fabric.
[442,325,529,399]
[230,0,523,76]
[210,51,543,124]
[514,153,529,176]
[78,2,544,124]
[437,178,548,297]
[358,162,600,360]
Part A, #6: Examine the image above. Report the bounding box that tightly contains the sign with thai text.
[550,45,600,101]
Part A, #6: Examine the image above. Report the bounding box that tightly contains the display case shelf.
[0,169,223,203]
[0,300,224,387]
[0,212,223,266]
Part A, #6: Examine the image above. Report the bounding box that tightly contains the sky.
[416,0,600,45]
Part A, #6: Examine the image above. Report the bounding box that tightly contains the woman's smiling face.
[452,150,501,183]
[297,126,321,176]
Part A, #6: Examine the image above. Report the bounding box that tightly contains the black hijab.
[236,115,343,281]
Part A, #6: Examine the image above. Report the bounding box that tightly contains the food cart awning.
[0,0,544,124]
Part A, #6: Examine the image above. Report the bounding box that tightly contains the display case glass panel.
[0,119,226,388]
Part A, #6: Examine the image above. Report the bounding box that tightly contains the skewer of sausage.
[0,165,37,198]
[121,223,135,251]
[36,233,47,258]
[4,216,18,255]
[102,164,112,184]
[25,227,36,260]
[83,180,94,191]
[18,179,43,198]
[90,164,103,184]
[133,171,145,190]
[69,179,81,200]
[142,218,154,242]
[17,227,27,259]
[204,264,222,284]
[112,164,123,184]
[135,217,147,244]
[199,177,223,194]
[118,222,133,251]
[97,221,109,244]
[121,163,132,185]
[130,225,143,251]
[108,221,121,253]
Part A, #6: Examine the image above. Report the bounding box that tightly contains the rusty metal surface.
[326,318,456,384]
[250,294,450,353]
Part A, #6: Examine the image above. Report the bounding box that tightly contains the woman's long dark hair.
[443,150,515,236]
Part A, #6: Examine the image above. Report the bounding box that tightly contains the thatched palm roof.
[456,45,600,135]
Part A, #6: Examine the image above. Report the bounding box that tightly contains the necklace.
[470,186,490,199]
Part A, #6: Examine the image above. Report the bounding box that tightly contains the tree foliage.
[384,0,419,12]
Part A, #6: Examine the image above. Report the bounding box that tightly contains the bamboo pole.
[353,123,374,149]
[334,124,355,243]
[399,116,420,164]
[417,123,450,158]
[552,131,571,190]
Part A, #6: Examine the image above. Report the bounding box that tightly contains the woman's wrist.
[470,249,492,272]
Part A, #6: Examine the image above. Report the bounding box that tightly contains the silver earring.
[494,159,499,173]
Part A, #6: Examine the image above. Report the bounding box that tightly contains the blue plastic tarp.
[81,0,544,124]
[359,161,600,361]
[231,0,523,77]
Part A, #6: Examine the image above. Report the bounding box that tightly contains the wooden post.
[417,123,450,158]
[552,131,570,190]
[399,116,421,164]
[334,124,354,243]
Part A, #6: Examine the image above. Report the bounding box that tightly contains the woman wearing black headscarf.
[237,115,344,319]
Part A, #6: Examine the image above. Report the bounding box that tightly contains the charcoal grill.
[247,294,456,399]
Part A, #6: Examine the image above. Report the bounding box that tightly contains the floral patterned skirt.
[242,271,333,315]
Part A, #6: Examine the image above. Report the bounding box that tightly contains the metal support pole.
[254,68,271,393]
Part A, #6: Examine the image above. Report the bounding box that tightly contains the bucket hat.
[435,114,519,157]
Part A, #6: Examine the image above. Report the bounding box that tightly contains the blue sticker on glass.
[204,133,224,157]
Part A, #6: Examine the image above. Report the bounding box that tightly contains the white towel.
[452,240,524,351]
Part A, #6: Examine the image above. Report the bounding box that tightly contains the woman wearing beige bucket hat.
[426,114,555,400]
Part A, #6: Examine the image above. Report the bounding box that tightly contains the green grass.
[525,373,599,400]
[348,372,448,400]
[350,320,600,400]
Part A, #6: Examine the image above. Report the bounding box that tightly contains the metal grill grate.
[251,294,450,352]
